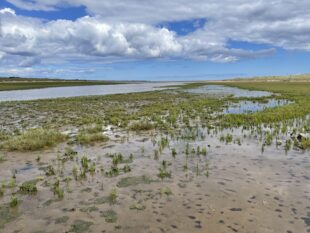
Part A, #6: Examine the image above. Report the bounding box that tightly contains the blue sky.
[0,0,310,80]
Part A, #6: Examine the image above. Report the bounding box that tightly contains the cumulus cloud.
[1,0,310,71]
[0,9,273,68]
[0,8,16,15]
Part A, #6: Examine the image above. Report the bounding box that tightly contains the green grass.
[1,128,66,151]
[19,180,38,194]
[301,138,310,150]
[76,132,109,145]
[219,81,310,127]
[0,76,309,152]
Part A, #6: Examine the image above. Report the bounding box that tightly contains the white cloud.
[1,0,310,71]
[0,9,272,68]
[0,8,16,15]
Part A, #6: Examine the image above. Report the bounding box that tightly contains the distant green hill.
[232,74,310,82]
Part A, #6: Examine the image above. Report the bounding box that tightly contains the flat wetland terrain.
[0,76,309,233]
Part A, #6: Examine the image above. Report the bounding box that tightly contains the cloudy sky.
[0,0,310,80]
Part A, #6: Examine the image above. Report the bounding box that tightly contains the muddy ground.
[0,127,309,233]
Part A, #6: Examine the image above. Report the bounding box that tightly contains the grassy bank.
[220,81,310,127]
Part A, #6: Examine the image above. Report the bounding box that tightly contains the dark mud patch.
[0,204,20,229]
[101,209,118,223]
[69,220,93,233]
[117,175,156,188]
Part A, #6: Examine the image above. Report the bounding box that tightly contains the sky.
[0,0,310,81]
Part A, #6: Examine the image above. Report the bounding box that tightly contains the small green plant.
[81,156,89,170]
[52,180,64,199]
[158,166,171,180]
[63,147,77,160]
[19,180,38,194]
[265,132,273,146]
[236,138,242,146]
[196,146,200,155]
[205,163,209,177]
[185,143,189,155]
[285,139,292,153]
[108,189,118,204]
[10,195,18,207]
[72,164,78,180]
[171,148,177,158]
[79,169,87,180]
[122,165,131,173]
[7,179,16,189]
[300,138,310,150]
[225,133,233,144]
[201,147,207,156]
[183,159,188,171]
[112,153,123,166]
[45,165,55,176]
[105,165,119,177]
[89,163,96,175]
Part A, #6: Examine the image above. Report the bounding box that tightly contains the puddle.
[186,85,272,97]
[224,99,292,114]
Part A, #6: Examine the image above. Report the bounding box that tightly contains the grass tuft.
[1,128,66,151]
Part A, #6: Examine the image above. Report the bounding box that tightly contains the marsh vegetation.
[0,77,309,232]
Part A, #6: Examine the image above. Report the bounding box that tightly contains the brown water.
[0,127,309,233]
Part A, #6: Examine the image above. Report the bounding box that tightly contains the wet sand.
[0,128,309,233]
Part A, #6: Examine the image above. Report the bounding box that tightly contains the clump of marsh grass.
[105,165,119,177]
[1,128,66,151]
[10,195,18,207]
[76,132,108,145]
[45,165,56,176]
[122,164,131,173]
[285,139,292,153]
[129,121,155,131]
[158,160,171,180]
[171,148,177,158]
[300,138,310,150]
[63,147,77,161]
[52,179,64,199]
[107,189,118,205]
[19,180,38,194]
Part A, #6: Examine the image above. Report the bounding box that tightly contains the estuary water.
[0,82,184,102]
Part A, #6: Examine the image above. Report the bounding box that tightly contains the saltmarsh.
[0,77,309,232]
[0,80,309,150]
